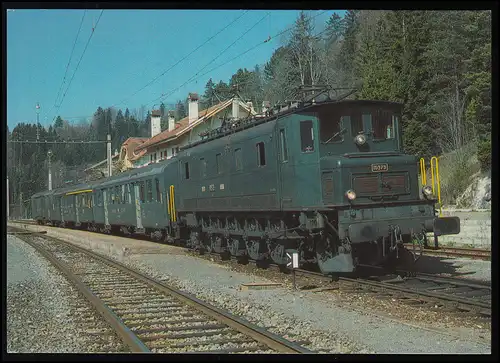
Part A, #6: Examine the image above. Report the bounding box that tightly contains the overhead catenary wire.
[50,10,104,124]
[47,10,87,121]
[149,11,271,107]
[111,10,250,108]
[152,10,329,106]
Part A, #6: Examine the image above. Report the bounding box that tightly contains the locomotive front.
[306,100,460,273]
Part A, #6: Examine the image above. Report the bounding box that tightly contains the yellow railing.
[169,185,176,222]
[420,156,442,217]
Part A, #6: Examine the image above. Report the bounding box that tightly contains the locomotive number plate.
[371,163,389,172]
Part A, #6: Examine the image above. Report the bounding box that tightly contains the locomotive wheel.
[228,237,247,257]
[269,242,287,265]
[246,239,268,261]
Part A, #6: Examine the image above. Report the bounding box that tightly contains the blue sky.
[7,9,345,129]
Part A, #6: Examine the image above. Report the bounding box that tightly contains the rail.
[9,227,312,354]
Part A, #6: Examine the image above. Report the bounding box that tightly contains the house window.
[200,158,207,178]
[279,129,288,162]
[300,120,314,152]
[216,153,223,174]
[172,147,176,156]
[146,180,153,202]
[256,142,266,166]
[235,148,242,171]
[184,162,190,180]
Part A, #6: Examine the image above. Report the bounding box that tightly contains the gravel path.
[6,235,126,353]
[119,253,491,354]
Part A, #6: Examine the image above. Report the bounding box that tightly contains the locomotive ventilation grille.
[352,173,408,196]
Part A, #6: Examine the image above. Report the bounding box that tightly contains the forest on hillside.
[7,10,491,214]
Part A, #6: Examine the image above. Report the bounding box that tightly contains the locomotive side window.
[184,162,190,180]
[300,121,314,152]
[373,109,395,140]
[256,142,266,166]
[122,185,126,204]
[235,148,243,171]
[279,129,288,161]
[146,180,153,202]
[200,158,207,178]
[216,153,223,174]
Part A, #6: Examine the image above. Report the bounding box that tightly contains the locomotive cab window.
[300,121,314,152]
[139,181,145,203]
[373,109,395,140]
[350,111,364,136]
[256,142,266,167]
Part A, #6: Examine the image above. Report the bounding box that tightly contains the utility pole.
[7,176,9,220]
[107,111,112,177]
[19,192,23,220]
[107,135,112,177]
[36,102,40,141]
[48,150,53,191]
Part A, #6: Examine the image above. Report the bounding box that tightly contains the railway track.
[9,221,491,319]
[200,252,491,318]
[8,227,312,354]
[404,244,491,261]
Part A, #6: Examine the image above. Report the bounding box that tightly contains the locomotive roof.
[181,98,403,152]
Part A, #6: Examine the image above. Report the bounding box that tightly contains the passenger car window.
[256,142,266,166]
[155,178,162,203]
[235,148,242,171]
[146,180,153,202]
[279,129,288,161]
[300,121,314,152]
[140,182,145,202]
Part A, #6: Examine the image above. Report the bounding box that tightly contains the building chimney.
[151,109,161,138]
[262,100,270,114]
[168,111,175,132]
[232,97,240,120]
[246,101,255,115]
[188,93,199,125]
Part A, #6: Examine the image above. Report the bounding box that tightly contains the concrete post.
[48,150,53,191]
[107,134,112,177]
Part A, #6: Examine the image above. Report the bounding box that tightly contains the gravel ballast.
[121,253,490,354]
[6,235,126,353]
[8,224,491,354]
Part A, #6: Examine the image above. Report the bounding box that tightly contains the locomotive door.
[75,195,80,225]
[277,126,294,210]
[134,183,143,229]
[60,196,64,223]
[103,189,109,226]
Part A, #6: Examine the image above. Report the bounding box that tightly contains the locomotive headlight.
[354,134,367,146]
[422,186,433,199]
[346,189,357,201]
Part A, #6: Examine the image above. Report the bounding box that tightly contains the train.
[31,92,461,274]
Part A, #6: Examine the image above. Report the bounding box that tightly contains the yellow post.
[419,158,427,186]
[430,156,442,217]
